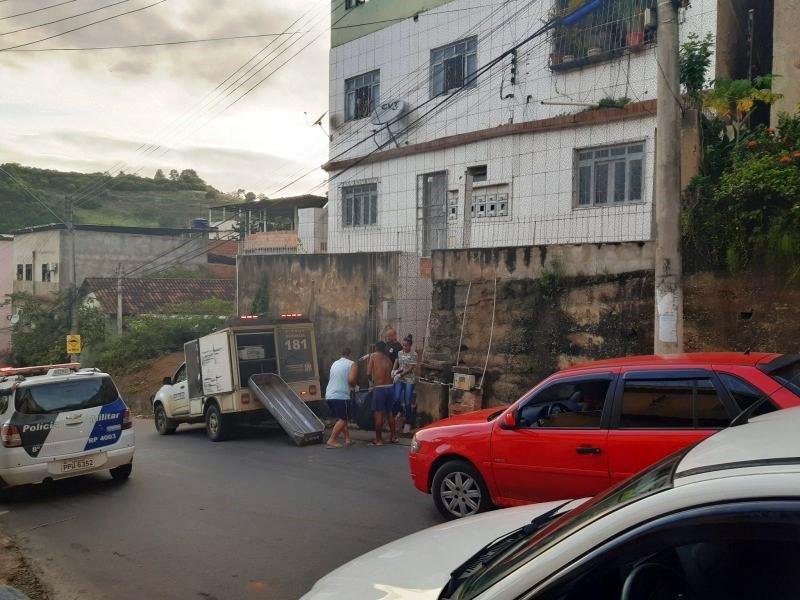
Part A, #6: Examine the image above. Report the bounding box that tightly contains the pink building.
[0,235,13,360]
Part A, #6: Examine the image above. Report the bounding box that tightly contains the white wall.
[327,0,718,253]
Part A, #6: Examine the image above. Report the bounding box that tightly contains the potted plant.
[622,0,646,50]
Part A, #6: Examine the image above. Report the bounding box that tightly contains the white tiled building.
[325,0,721,255]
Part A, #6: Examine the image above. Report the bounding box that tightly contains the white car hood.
[302,500,581,600]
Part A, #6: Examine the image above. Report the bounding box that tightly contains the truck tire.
[110,463,132,481]
[154,403,177,435]
[432,459,492,520]
[205,403,230,442]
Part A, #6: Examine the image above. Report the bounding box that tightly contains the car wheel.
[205,404,229,442]
[154,403,177,435]
[432,460,492,520]
[110,463,132,481]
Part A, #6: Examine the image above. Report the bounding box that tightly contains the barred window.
[430,36,477,97]
[345,70,380,122]
[576,143,644,207]
[342,183,378,227]
[344,0,364,9]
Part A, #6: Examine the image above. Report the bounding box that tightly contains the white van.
[0,363,135,488]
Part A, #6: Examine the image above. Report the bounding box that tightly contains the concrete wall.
[237,252,401,384]
[772,0,800,125]
[0,239,13,357]
[12,230,61,300]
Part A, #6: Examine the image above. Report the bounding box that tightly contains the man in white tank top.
[325,348,357,448]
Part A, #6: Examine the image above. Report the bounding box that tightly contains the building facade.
[11,224,208,300]
[0,235,13,358]
[324,0,726,255]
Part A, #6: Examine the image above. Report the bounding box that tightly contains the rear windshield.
[15,376,119,415]
[771,359,800,397]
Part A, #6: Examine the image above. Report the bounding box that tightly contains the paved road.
[0,419,441,600]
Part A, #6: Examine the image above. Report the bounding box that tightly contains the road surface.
[0,419,441,599]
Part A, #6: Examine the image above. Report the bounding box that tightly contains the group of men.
[325,328,418,448]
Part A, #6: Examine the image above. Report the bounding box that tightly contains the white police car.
[0,363,135,488]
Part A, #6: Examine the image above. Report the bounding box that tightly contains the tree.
[154,169,166,181]
[680,32,714,108]
[245,191,256,202]
[169,169,179,181]
[704,76,783,140]
[178,169,206,187]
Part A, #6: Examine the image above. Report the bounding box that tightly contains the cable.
[0,165,66,224]
[1,0,133,36]
[0,0,168,52]
[1,0,80,20]
[5,31,307,50]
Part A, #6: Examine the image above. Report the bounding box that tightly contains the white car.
[303,405,800,600]
[0,364,135,488]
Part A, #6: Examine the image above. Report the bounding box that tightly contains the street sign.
[66,335,82,355]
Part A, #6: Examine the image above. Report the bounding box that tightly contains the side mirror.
[162,377,172,386]
[500,410,517,430]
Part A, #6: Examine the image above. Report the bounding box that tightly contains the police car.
[0,363,135,488]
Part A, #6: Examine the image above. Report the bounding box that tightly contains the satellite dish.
[9,314,19,325]
[371,100,408,136]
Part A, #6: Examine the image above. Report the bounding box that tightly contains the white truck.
[153,315,324,443]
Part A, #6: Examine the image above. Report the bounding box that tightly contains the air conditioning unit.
[453,372,475,391]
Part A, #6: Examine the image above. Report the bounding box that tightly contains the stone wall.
[237,253,401,383]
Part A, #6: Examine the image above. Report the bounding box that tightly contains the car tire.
[205,403,230,442]
[110,463,132,481]
[154,403,177,435]
[432,459,492,520]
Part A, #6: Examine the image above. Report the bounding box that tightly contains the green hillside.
[0,163,237,233]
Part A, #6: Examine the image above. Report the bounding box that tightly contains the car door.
[606,369,735,484]
[170,364,190,416]
[490,373,615,504]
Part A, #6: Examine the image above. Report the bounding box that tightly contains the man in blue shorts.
[367,340,396,445]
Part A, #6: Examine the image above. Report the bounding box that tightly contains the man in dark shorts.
[367,340,396,445]
[325,347,357,448]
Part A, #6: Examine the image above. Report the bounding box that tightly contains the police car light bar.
[280,313,304,319]
[0,362,81,377]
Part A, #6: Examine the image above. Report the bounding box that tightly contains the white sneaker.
[403,424,411,434]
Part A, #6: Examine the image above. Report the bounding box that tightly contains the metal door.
[419,171,447,256]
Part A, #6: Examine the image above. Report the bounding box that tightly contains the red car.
[410,352,800,519]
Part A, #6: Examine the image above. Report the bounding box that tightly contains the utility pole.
[65,195,80,362]
[116,264,124,336]
[654,0,684,354]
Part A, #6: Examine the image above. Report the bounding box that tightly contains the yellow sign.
[66,335,82,355]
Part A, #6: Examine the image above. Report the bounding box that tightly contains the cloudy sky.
[0,0,330,195]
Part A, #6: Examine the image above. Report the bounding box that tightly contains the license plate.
[61,457,95,473]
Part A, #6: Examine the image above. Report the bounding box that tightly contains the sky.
[0,0,331,196]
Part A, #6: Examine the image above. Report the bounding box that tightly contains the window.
[430,36,477,97]
[24,264,32,281]
[16,377,119,415]
[16,264,23,281]
[518,378,611,429]
[620,378,728,428]
[468,165,487,183]
[342,183,378,227]
[41,263,50,282]
[718,373,776,415]
[345,70,379,122]
[576,142,644,207]
[174,364,187,384]
[550,0,658,70]
[344,0,364,9]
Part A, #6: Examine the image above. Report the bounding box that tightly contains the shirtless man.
[367,340,396,445]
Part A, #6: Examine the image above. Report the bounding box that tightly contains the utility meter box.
[453,372,475,391]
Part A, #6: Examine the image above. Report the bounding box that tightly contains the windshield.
[449,448,690,600]
[15,377,120,415]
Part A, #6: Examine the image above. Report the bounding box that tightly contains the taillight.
[241,393,251,405]
[121,408,132,430]
[309,385,318,396]
[1,424,22,448]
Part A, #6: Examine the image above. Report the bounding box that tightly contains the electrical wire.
[1,0,80,20]
[5,31,307,50]
[1,0,133,36]
[0,165,66,224]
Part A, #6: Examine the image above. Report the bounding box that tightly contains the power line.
[1,0,80,20]
[1,0,133,36]
[0,0,168,52]
[0,165,66,224]
[5,31,307,50]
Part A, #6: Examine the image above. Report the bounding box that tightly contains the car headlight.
[410,434,420,454]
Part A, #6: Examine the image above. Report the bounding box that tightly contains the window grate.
[345,70,380,122]
[430,36,477,97]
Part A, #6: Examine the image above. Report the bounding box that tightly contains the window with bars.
[430,36,477,97]
[344,0,364,9]
[575,142,645,207]
[345,70,380,122]
[24,264,32,281]
[342,183,378,227]
[549,0,657,69]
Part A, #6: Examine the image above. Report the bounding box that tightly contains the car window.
[518,379,611,429]
[15,377,119,415]
[531,503,800,600]
[174,364,187,384]
[620,378,728,429]
[718,373,777,415]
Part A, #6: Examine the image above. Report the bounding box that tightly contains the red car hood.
[423,407,503,429]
